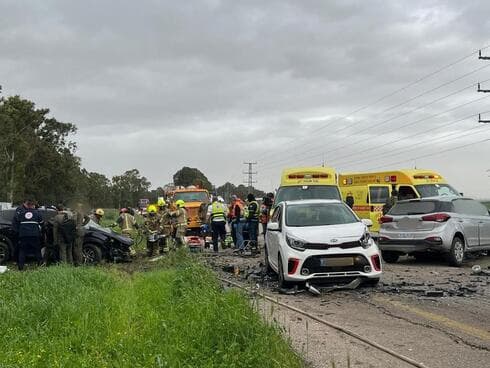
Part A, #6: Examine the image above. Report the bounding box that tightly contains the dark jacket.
[12,205,44,238]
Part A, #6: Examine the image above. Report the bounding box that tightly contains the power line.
[257,45,490,163]
[260,89,490,172]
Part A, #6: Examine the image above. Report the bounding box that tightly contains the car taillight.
[379,216,393,224]
[370,254,381,271]
[287,258,300,275]
[421,213,451,222]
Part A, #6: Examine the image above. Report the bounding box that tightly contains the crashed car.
[0,208,133,265]
[265,199,382,288]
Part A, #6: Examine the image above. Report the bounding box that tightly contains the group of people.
[12,200,85,270]
[206,192,274,254]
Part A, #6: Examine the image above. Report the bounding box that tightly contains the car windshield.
[286,203,358,227]
[84,219,111,234]
[173,192,209,202]
[415,184,459,197]
[389,200,453,216]
[275,185,341,204]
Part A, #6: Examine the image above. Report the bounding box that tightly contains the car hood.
[286,222,366,243]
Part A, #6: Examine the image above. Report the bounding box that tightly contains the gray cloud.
[1,0,489,197]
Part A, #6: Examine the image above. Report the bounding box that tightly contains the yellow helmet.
[175,199,185,208]
[147,205,157,213]
[157,198,166,207]
[95,208,105,216]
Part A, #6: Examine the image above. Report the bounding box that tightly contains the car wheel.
[277,255,292,288]
[382,251,399,263]
[82,243,102,265]
[0,239,10,264]
[447,236,465,267]
[363,278,380,287]
[264,243,273,274]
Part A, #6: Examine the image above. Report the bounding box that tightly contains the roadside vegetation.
[0,251,303,368]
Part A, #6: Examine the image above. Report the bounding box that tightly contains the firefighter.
[207,195,228,253]
[89,208,104,224]
[12,199,44,270]
[171,200,187,247]
[116,208,137,237]
[157,198,173,252]
[144,205,161,257]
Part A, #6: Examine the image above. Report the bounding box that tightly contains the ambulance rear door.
[367,184,391,234]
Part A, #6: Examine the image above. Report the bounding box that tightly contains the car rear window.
[389,200,452,216]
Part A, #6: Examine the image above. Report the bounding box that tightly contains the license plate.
[320,257,354,267]
[397,233,414,239]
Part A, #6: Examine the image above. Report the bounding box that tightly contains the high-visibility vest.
[248,201,259,220]
[211,202,226,221]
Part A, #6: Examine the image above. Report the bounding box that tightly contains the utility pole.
[243,162,258,190]
[478,51,490,123]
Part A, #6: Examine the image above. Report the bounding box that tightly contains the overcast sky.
[1,0,490,198]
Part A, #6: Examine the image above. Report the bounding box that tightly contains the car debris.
[0,265,8,274]
[279,285,305,295]
[471,264,490,276]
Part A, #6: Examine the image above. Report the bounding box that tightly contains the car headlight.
[360,232,372,249]
[286,234,306,251]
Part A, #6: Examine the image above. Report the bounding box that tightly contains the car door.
[266,205,283,270]
[367,184,391,232]
[452,199,480,248]
[467,200,490,247]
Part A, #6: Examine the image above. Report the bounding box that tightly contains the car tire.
[382,251,399,263]
[82,243,103,265]
[264,244,274,274]
[363,278,380,287]
[278,255,292,288]
[0,239,11,264]
[447,236,465,267]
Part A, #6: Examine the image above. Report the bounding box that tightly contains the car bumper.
[377,234,451,254]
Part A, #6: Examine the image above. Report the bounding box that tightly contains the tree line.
[0,91,266,208]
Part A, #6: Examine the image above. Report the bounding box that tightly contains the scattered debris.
[424,290,445,297]
[0,265,8,274]
[149,255,165,262]
[471,265,490,276]
[279,285,305,295]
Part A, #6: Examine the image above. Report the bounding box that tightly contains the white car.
[265,200,382,288]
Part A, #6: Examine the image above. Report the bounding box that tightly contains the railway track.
[218,276,431,368]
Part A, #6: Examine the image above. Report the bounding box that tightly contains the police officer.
[207,195,228,253]
[12,199,44,270]
[171,200,187,247]
[246,193,260,251]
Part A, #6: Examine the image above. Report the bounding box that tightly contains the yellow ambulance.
[338,169,460,234]
[275,166,342,205]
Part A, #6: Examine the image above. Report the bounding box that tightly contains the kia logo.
[330,238,338,243]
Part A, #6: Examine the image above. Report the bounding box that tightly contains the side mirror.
[267,222,280,232]
[361,219,373,228]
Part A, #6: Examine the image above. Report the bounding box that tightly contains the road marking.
[374,295,490,341]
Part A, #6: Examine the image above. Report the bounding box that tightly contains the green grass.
[0,253,303,367]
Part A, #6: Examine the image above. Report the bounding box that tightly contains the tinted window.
[369,186,389,204]
[398,186,418,200]
[275,185,341,204]
[286,203,358,227]
[415,184,460,197]
[453,199,489,216]
[271,206,282,223]
[389,200,452,215]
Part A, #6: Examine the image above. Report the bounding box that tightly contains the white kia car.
[265,200,382,287]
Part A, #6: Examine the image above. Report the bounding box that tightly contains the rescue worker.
[72,202,86,266]
[116,208,137,237]
[246,193,260,251]
[157,198,173,252]
[229,195,245,251]
[52,204,77,264]
[260,192,274,238]
[12,198,44,270]
[90,208,104,224]
[383,189,398,215]
[207,195,228,253]
[144,205,161,257]
[345,193,355,209]
[171,199,187,247]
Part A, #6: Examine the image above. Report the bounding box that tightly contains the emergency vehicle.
[338,169,460,234]
[169,186,210,235]
[274,167,342,205]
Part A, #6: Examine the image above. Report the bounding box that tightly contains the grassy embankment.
[0,252,303,367]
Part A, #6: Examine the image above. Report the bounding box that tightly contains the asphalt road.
[209,251,490,368]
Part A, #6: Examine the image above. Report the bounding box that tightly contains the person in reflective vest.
[207,195,228,253]
[12,199,44,270]
[246,193,260,250]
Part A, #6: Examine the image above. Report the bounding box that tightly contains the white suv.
[265,200,382,287]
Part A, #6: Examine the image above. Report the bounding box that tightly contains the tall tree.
[111,169,151,208]
[173,167,212,191]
